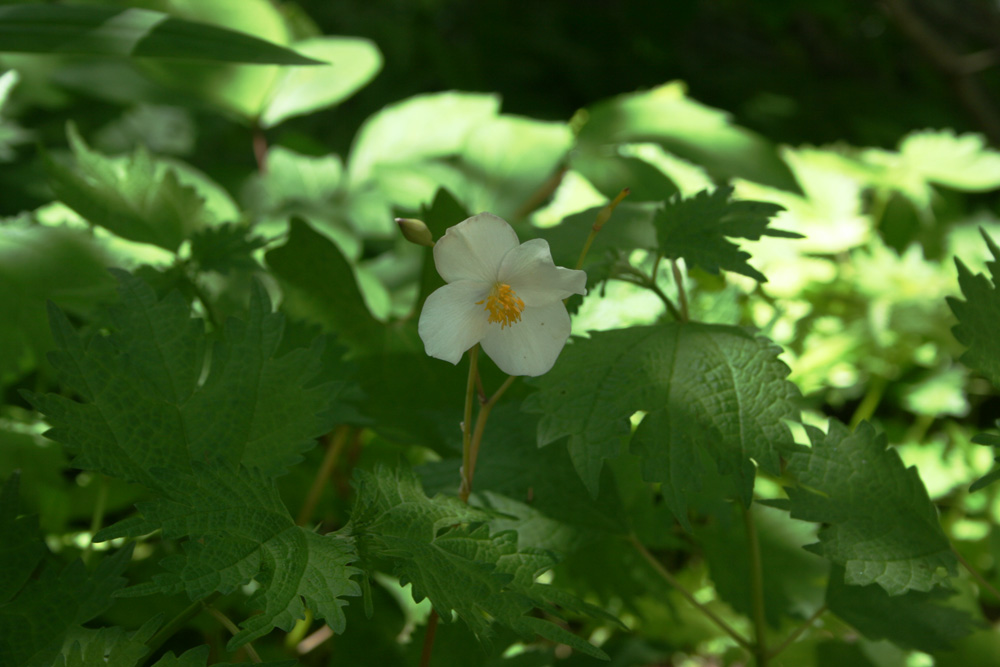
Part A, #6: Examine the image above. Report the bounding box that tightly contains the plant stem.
[459,346,480,502]
[743,506,769,667]
[297,426,351,526]
[671,259,689,322]
[614,271,683,321]
[466,375,517,492]
[849,375,887,430]
[204,604,262,663]
[83,474,109,567]
[768,604,826,659]
[575,188,630,270]
[953,545,1000,601]
[144,592,222,662]
[252,121,268,174]
[628,534,753,651]
[419,610,440,667]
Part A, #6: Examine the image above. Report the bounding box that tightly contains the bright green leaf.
[785,421,955,594]
[44,124,207,251]
[0,4,322,64]
[259,36,382,128]
[948,229,1000,388]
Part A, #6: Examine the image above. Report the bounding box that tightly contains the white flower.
[418,212,587,377]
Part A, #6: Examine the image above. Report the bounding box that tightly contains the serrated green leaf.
[188,222,267,275]
[56,617,161,667]
[0,5,322,64]
[948,229,1000,388]
[654,186,796,282]
[349,466,610,659]
[524,323,801,527]
[99,462,360,650]
[44,124,207,251]
[30,271,343,485]
[0,544,133,667]
[785,421,955,594]
[969,424,1000,492]
[826,566,974,652]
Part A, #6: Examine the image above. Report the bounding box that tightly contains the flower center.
[477,282,525,329]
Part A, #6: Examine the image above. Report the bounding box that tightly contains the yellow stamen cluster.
[477,282,525,328]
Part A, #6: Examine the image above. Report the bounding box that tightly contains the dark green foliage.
[526,322,801,526]
[785,421,955,594]
[654,186,797,282]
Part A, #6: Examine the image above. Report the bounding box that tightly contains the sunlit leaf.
[0,4,321,64]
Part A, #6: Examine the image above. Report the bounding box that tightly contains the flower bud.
[396,218,434,247]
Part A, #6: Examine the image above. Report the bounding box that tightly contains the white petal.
[499,238,588,307]
[480,301,572,376]
[418,281,490,364]
[433,213,520,284]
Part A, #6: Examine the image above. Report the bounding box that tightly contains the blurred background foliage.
[4,0,1000,665]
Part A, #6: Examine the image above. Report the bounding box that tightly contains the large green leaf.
[0,4,321,64]
[525,323,801,526]
[784,421,955,594]
[259,36,382,128]
[948,229,1000,388]
[29,271,347,485]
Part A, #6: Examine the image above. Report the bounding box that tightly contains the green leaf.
[0,473,45,604]
[969,426,1000,493]
[56,617,161,667]
[785,421,956,594]
[826,566,974,652]
[948,229,1000,388]
[259,36,382,128]
[0,4,322,64]
[266,218,384,352]
[98,462,361,650]
[29,270,345,486]
[349,466,610,660]
[188,222,267,275]
[44,124,207,252]
[0,540,133,667]
[347,92,501,185]
[576,81,798,190]
[654,186,796,282]
[0,222,115,387]
[525,323,801,526]
[696,504,828,628]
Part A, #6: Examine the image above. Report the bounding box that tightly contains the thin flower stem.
[419,609,440,667]
[144,592,222,662]
[953,545,1000,601]
[466,375,517,490]
[575,188,630,271]
[743,506,769,667]
[187,275,221,332]
[849,375,887,430]
[460,346,480,502]
[671,259,689,322]
[628,534,753,651]
[613,272,683,321]
[82,474,109,567]
[204,604,262,663]
[768,604,827,659]
[297,426,351,526]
